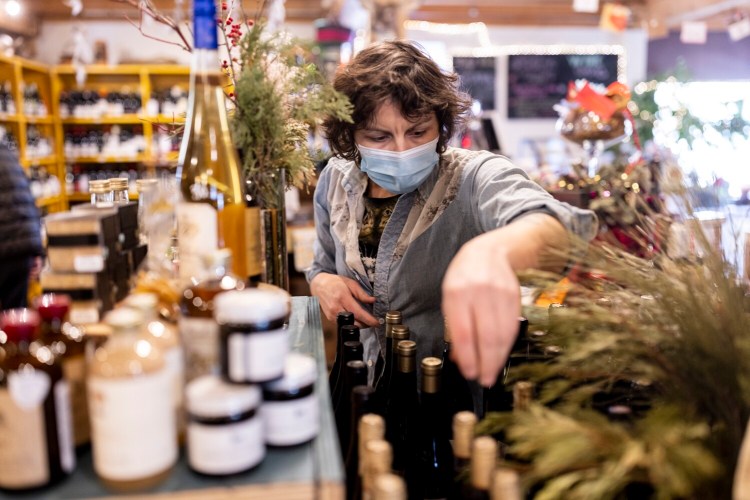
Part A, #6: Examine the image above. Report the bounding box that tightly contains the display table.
[1,297,343,500]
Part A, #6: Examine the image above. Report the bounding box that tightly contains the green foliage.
[231,21,352,208]
[479,231,750,498]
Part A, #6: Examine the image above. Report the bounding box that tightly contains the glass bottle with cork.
[0,308,75,491]
[88,307,176,491]
[37,293,89,449]
[385,339,419,476]
[175,0,250,282]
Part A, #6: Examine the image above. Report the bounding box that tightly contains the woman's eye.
[411,130,425,137]
[368,136,388,142]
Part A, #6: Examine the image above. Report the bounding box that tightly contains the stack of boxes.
[41,182,146,324]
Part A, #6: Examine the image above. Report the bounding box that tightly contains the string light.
[4,0,21,17]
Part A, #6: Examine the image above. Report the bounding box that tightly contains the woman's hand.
[442,233,520,387]
[442,213,569,387]
[310,272,379,328]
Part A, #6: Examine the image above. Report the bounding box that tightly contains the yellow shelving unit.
[53,64,189,204]
[0,54,66,213]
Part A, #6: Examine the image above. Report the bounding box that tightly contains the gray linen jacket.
[307,147,597,384]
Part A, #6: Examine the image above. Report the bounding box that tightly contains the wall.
[405,25,649,158]
[35,19,647,158]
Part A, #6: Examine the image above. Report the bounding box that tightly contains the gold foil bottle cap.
[452,411,477,460]
[135,178,157,193]
[470,436,498,490]
[391,324,410,350]
[421,356,442,375]
[513,381,534,412]
[363,439,393,494]
[396,339,416,356]
[384,311,402,338]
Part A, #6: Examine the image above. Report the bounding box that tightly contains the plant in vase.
[111,0,352,289]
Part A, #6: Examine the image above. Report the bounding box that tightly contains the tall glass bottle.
[384,339,418,475]
[330,312,356,403]
[332,325,362,415]
[450,411,478,499]
[88,308,176,491]
[176,0,248,282]
[336,359,368,457]
[345,391,379,500]
[243,176,263,285]
[123,292,184,439]
[376,322,408,414]
[362,439,393,500]
[375,311,401,390]
[442,322,475,431]
[178,248,244,383]
[461,436,498,500]
[37,293,89,448]
[0,309,75,491]
[412,357,454,499]
[483,317,529,417]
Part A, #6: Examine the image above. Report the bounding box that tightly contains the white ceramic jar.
[213,289,290,384]
[261,353,319,446]
[186,375,264,476]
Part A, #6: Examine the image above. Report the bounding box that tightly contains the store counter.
[0,297,343,500]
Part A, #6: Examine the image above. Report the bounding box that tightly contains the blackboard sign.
[453,57,496,111]
[507,53,619,119]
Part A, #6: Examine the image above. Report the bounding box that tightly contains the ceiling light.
[5,0,21,17]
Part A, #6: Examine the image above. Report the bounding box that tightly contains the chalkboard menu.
[507,53,619,119]
[453,57,497,111]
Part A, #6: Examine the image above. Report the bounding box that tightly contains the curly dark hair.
[322,40,472,162]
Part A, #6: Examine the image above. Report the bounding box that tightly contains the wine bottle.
[88,308,176,491]
[373,473,407,500]
[37,293,90,449]
[345,394,380,500]
[336,359,368,457]
[176,0,249,281]
[490,468,522,500]
[461,436,498,500]
[483,317,530,417]
[441,322,475,434]
[362,439,393,500]
[375,321,408,415]
[243,176,263,285]
[412,357,454,499]
[330,312,356,404]
[178,249,245,383]
[384,339,418,475]
[450,411,478,499]
[0,309,75,491]
[374,311,401,392]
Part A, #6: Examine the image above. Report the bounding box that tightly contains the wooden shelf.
[25,115,55,125]
[66,155,146,164]
[152,114,186,124]
[35,196,62,208]
[0,113,20,122]
[61,115,145,125]
[22,156,59,168]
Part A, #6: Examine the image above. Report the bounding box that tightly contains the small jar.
[89,179,113,206]
[109,177,130,204]
[186,375,264,476]
[214,289,290,384]
[261,353,319,447]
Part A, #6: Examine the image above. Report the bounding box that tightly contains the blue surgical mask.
[357,137,440,195]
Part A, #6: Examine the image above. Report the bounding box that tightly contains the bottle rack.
[0,54,64,213]
[53,64,190,204]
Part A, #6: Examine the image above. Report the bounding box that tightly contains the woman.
[307,40,597,387]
